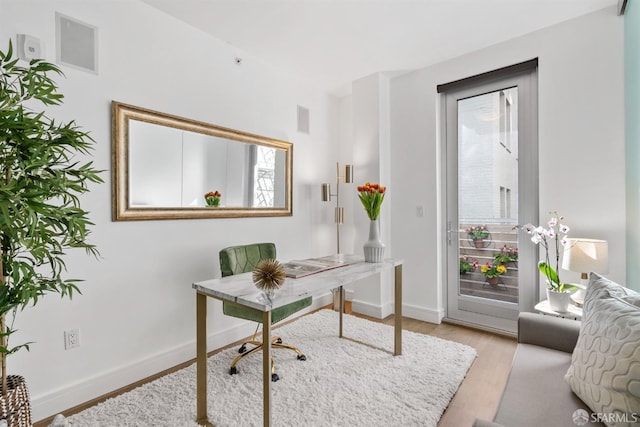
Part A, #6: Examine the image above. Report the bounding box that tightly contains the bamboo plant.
[0,40,102,394]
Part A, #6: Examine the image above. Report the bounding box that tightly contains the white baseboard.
[351,299,393,319]
[403,303,444,324]
[31,293,333,422]
[351,300,443,324]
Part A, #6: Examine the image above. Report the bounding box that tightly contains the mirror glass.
[112,102,293,220]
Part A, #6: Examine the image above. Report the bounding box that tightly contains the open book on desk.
[283,255,360,278]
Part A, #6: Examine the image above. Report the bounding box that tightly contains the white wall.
[0,0,626,421]
[388,6,625,322]
[0,0,340,421]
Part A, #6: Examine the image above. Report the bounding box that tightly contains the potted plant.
[357,182,387,262]
[459,256,474,275]
[522,212,578,312]
[466,225,490,248]
[480,262,507,286]
[493,245,518,265]
[0,41,102,424]
[204,190,222,207]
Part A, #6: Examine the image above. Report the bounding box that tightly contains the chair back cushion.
[219,242,312,325]
[219,243,277,277]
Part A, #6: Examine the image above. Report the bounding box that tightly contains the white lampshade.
[562,238,609,276]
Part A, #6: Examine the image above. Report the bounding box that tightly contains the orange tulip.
[357,182,386,220]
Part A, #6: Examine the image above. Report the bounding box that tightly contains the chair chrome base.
[229,334,306,382]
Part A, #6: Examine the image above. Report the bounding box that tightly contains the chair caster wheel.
[297,354,306,361]
[271,373,279,382]
[229,367,238,375]
[238,345,247,354]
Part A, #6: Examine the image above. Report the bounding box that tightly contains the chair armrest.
[517,312,580,353]
[473,419,505,427]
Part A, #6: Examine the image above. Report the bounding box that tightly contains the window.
[254,145,276,207]
[500,186,512,218]
[500,90,514,151]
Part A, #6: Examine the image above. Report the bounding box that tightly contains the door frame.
[438,66,539,333]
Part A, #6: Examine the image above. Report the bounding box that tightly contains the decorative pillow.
[565,273,640,427]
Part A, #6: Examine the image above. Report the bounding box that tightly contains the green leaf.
[558,283,579,293]
[5,39,13,62]
[538,261,559,286]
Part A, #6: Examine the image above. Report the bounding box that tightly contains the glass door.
[444,68,538,333]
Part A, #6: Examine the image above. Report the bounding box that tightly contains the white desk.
[192,257,403,427]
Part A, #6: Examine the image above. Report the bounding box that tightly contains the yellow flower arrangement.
[480,263,507,279]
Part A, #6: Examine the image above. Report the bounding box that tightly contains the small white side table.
[534,300,583,320]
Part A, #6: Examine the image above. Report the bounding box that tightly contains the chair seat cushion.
[494,343,599,427]
[223,296,313,324]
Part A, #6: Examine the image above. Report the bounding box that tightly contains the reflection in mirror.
[112,102,293,220]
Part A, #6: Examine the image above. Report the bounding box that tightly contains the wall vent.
[56,12,98,74]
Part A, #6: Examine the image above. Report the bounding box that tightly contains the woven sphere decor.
[253,259,286,295]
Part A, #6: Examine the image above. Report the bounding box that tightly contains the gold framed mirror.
[111,102,293,220]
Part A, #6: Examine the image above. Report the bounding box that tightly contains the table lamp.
[562,238,609,306]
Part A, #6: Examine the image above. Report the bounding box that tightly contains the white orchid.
[521,212,576,293]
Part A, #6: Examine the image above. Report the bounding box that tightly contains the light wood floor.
[35,306,516,427]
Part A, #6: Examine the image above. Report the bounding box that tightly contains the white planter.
[363,219,385,263]
[546,288,571,312]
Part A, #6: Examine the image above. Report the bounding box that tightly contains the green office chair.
[219,243,312,382]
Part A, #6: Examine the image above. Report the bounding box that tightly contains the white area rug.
[68,310,477,426]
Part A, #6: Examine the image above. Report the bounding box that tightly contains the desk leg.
[338,286,344,338]
[262,311,272,427]
[394,264,403,356]
[196,292,210,425]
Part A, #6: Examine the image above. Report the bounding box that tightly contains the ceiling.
[142,0,618,96]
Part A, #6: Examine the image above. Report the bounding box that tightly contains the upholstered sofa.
[474,273,640,427]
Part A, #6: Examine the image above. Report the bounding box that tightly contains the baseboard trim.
[32,294,332,423]
[403,303,444,324]
[442,317,517,339]
[349,301,442,324]
[351,299,393,319]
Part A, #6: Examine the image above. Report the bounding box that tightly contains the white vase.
[546,288,571,312]
[363,219,385,263]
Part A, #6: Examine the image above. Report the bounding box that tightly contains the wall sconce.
[321,162,353,253]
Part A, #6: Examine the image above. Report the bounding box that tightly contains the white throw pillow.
[565,273,640,427]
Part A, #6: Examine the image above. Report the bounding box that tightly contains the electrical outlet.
[64,329,80,350]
